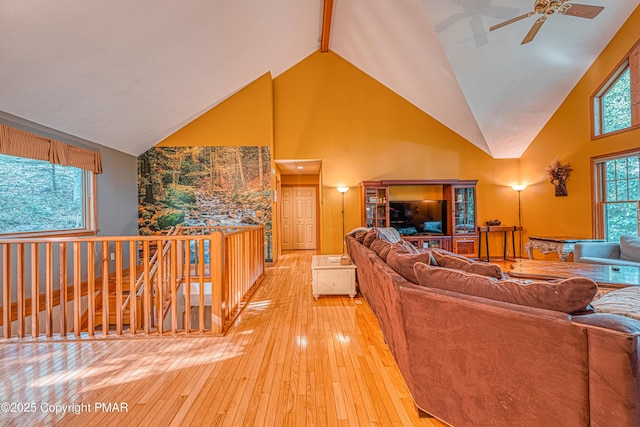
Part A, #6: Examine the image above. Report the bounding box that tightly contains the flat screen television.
[389,200,447,236]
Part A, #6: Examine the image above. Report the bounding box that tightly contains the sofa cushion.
[370,238,393,261]
[431,248,471,260]
[352,230,368,243]
[391,241,438,262]
[432,250,504,279]
[363,229,379,247]
[386,246,435,283]
[413,262,597,314]
[592,287,640,321]
[398,239,421,254]
[620,235,640,262]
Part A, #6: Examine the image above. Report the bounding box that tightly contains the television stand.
[402,235,452,251]
[362,179,479,257]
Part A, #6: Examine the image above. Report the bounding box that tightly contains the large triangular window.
[592,41,639,137]
[602,67,631,134]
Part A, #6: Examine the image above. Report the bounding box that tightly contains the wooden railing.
[175,226,265,332]
[0,225,265,339]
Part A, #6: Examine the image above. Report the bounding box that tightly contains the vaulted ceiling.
[1,1,638,158]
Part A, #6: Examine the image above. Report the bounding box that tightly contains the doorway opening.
[275,160,321,252]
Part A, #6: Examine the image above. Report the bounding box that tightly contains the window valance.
[0,124,103,174]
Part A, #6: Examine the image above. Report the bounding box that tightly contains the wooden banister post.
[2,244,11,339]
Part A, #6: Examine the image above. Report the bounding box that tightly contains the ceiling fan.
[489,0,604,45]
[433,0,520,47]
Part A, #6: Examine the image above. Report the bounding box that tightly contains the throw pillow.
[386,246,435,283]
[432,250,504,279]
[370,239,393,261]
[429,248,475,265]
[390,241,411,254]
[413,262,597,314]
[592,287,640,321]
[620,235,640,262]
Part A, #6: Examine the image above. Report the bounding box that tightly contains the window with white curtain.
[0,153,96,236]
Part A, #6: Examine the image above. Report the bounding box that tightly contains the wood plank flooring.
[0,251,448,426]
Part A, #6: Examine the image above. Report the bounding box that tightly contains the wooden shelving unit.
[446,182,478,258]
[361,179,479,257]
[362,185,389,228]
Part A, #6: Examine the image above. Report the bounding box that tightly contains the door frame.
[280,184,321,252]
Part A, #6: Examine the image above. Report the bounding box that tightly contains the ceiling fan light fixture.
[489,0,604,44]
[558,3,572,15]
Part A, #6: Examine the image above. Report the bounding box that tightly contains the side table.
[477,225,522,262]
[311,255,357,299]
[524,236,604,262]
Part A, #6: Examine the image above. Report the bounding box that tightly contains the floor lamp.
[337,186,350,253]
[512,185,526,258]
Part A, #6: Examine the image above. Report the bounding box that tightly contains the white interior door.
[282,186,317,250]
[294,187,316,249]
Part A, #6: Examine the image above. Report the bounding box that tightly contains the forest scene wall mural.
[137,146,272,261]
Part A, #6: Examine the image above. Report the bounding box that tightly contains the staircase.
[93,289,137,330]
[83,237,178,334]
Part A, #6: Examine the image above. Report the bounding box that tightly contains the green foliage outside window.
[0,154,86,234]
[605,203,638,242]
[603,155,639,242]
[602,67,631,134]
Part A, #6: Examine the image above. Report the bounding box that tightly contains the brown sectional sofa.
[346,230,640,427]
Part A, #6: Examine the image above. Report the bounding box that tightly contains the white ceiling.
[1,1,638,159]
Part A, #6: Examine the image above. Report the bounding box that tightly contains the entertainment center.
[361,179,479,257]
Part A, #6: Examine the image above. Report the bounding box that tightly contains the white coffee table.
[311,255,357,299]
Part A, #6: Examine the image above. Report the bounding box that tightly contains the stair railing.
[0,225,264,339]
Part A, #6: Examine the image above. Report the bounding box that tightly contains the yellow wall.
[273,51,519,254]
[519,6,640,259]
[155,53,521,256]
[154,7,640,258]
[154,72,280,258]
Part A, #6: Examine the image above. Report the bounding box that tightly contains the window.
[0,154,96,236]
[592,40,640,137]
[601,67,631,134]
[592,151,640,242]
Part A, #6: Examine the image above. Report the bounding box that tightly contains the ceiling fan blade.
[521,17,546,45]
[489,11,535,32]
[470,16,488,47]
[434,12,468,33]
[561,4,604,19]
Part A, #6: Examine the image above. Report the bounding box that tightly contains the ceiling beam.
[321,0,334,52]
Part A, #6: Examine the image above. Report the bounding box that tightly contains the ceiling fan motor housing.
[535,0,572,15]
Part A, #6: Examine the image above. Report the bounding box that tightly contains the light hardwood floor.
[0,251,448,426]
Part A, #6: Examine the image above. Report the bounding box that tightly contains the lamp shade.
[336,186,350,193]
[511,184,527,192]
